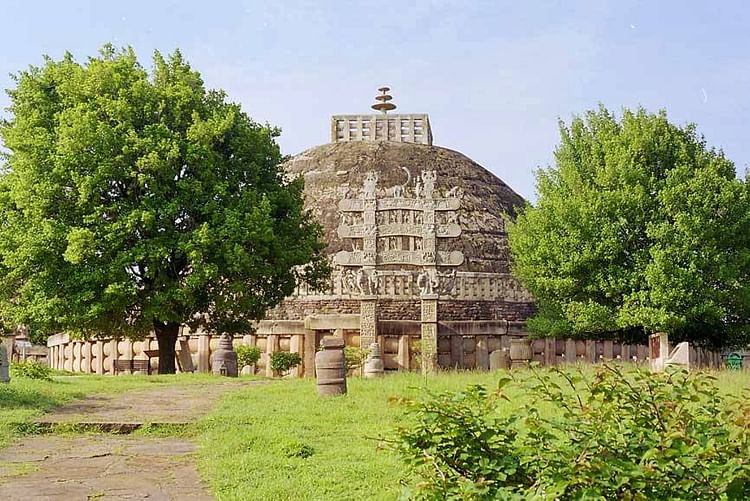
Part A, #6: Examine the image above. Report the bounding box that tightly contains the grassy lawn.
[1,367,748,500]
[195,368,750,501]
[0,372,221,447]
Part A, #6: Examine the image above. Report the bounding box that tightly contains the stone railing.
[47,324,726,377]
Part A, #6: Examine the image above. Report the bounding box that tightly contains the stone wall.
[266,299,361,320]
[438,300,535,322]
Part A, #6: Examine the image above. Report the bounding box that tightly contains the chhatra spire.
[371,86,396,115]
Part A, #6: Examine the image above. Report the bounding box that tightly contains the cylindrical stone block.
[316,337,347,396]
[364,343,385,378]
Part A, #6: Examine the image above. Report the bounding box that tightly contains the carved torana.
[335,169,464,283]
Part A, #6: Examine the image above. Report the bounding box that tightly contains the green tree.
[0,46,328,373]
[508,106,750,348]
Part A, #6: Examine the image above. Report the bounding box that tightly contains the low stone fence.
[48,324,726,376]
[47,331,307,377]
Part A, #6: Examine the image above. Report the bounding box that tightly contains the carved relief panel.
[335,169,464,289]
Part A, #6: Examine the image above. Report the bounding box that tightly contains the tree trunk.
[153,320,179,374]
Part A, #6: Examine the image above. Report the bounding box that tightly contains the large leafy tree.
[0,46,328,373]
[509,106,750,348]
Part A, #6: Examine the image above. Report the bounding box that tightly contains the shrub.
[269,351,302,377]
[10,359,54,381]
[235,345,262,368]
[344,346,367,373]
[394,365,750,500]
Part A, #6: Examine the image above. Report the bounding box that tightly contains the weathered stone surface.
[489,349,511,370]
[284,141,524,274]
[0,380,263,500]
[0,436,211,501]
[364,343,385,378]
[510,338,532,368]
[210,333,238,377]
[316,337,347,396]
[0,345,9,384]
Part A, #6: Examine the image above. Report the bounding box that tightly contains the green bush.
[269,351,302,377]
[395,365,750,500]
[344,346,367,373]
[10,359,54,381]
[235,344,262,368]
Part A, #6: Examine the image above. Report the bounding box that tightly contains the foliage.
[344,346,367,372]
[0,46,329,370]
[235,344,261,368]
[269,351,302,376]
[9,359,53,380]
[508,106,750,348]
[411,339,423,370]
[395,365,750,500]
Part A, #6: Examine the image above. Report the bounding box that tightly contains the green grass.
[2,367,748,500]
[195,368,750,501]
[0,372,222,447]
[194,371,561,500]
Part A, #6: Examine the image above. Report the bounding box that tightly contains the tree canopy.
[0,46,328,372]
[508,106,750,348]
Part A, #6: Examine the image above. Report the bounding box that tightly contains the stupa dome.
[285,141,525,275]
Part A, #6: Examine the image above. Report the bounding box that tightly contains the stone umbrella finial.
[371,87,396,115]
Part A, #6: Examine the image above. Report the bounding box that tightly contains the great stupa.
[258,88,535,374]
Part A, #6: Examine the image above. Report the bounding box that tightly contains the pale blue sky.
[2,1,749,200]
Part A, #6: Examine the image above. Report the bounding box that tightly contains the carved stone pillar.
[649,332,669,372]
[109,338,118,374]
[303,329,317,378]
[421,294,438,374]
[95,340,104,374]
[360,296,378,349]
[197,334,210,373]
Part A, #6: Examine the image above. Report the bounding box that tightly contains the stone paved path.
[0,436,211,501]
[0,380,260,500]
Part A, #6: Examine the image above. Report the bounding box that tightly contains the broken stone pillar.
[197,334,210,373]
[476,336,490,370]
[210,334,238,377]
[665,341,690,370]
[316,337,347,396]
[420,294,438,374]
[363,342,384,378]
[649,332,669,372]
[303,329,317,378]
[489,349,510,370]
[0,344,9,384]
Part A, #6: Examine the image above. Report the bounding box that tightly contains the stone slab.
[0,436,212,500]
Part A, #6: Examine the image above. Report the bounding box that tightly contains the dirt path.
[0,380,260,500]
[34,382,249,427]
